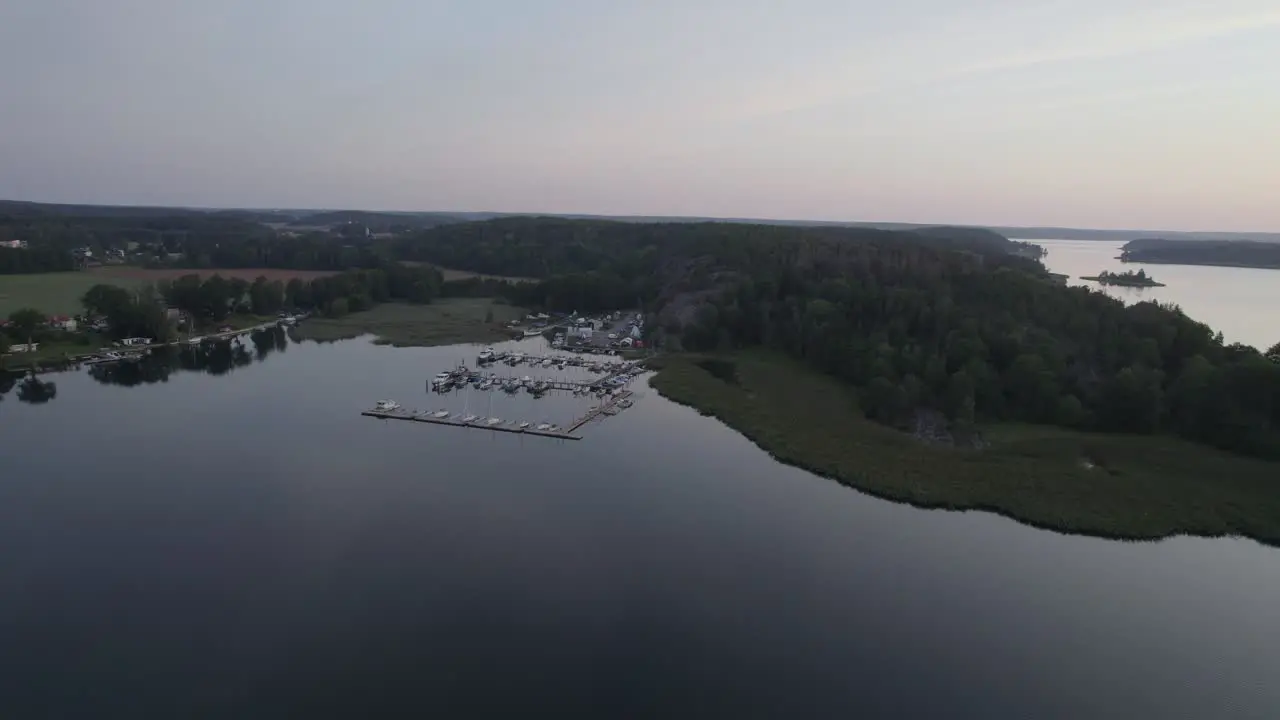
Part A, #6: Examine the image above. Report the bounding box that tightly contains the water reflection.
[0,373,59,405]
[89,327,288,388]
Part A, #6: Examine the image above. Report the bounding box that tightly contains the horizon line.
[2,196,1277,238]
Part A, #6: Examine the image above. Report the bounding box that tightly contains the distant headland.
[1119,238,1280,270]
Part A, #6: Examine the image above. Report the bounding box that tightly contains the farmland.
[0,267,338,316]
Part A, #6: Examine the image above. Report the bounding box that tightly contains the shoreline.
[649,352,1280,547]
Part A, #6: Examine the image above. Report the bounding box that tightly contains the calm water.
[2,328,1280,717]
[1027,239,1279,349]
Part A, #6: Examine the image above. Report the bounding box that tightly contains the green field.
[291,299,525,347]
[0,273,147,316]
[649,352,1280,545]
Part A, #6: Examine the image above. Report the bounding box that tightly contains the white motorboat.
[478,347,495,363]
[375,400,401,411]
[536,423,552,431]
[430,372,451,388]
[486,417,502,426]
[462,414,479,423]
[433,409,450,418]
[518,421,531,430]
[521,375,533,385]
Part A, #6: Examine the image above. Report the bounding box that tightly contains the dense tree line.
[81,285,175,341]
[84,263,449,330]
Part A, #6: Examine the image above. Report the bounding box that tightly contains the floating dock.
[362,407,582,440]
[362,390,635,441]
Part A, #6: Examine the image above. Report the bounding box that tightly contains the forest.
[397,217,1280,460]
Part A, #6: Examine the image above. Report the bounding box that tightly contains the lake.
[3,299,1280,716]
[1026,238,1278,349]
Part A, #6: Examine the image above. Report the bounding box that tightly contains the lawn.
[650,351,1280,545]
[0,273,148,316]
[291,299,525,347]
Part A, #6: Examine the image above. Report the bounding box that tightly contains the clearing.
[87,266,339,283]
[291,299,525,347]
[649,351,1280,545]
[400,261,536,284]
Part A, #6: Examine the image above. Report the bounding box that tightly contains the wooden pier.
[435,375,617,393]
[565,390,634,434]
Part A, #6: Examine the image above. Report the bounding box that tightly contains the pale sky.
[1,0,1277,230]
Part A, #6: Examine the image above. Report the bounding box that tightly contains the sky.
[0,0,1277,231]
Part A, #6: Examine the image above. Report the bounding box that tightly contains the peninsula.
[1080,269,1165,287]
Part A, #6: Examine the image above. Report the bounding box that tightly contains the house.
[119,337,153,347]
[8,343,39,353]
[0,239,28,249]
[619,337,634,347]
[48,315,78,331]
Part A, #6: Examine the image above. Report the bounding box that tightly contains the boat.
[375,400,401,411]
[479,379,493,390]
[523,328,543,337]
[617,399,633,409]
[462,414,479,423]
[430,372,451,388]
[535,423,552,431]
[518,421,531,430]
[486,417,502,426]
[433,409,450,418]
[521,375,533,385]
[478,347,495,363]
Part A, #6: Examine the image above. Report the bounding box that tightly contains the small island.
[1080,269,1164,287]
